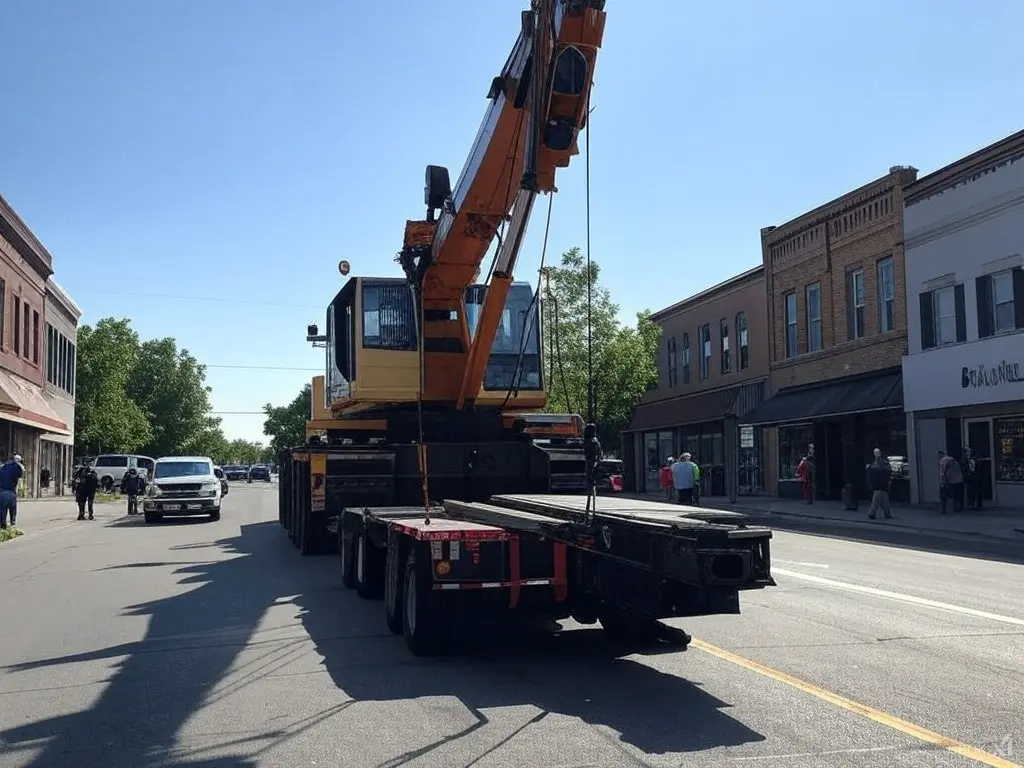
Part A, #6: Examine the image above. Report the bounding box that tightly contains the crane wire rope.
[500,192,553,410]
[583,99,598,520]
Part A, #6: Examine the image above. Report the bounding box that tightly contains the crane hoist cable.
[583,101,599,522]
[500,192,553,410]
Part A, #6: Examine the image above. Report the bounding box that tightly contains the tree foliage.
[74,319,153,453]
[222,438,274,465]
[74,318,227,457]
[262,384,312,455]
[542,248,660,448]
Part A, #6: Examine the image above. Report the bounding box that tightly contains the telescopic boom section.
[398,1,607,409]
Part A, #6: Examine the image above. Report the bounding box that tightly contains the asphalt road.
[0,486,1020,768]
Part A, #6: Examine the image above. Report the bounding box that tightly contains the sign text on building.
[961,360,1024,389]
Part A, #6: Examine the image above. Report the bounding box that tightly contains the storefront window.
[738,425,763,495]
[994,417,1024,483]
[778,424,814,480]
[864,411,908,467]
[644,433,660,491]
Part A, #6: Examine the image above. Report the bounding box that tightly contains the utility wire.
[89,290,321,310]
[205,364,320,371]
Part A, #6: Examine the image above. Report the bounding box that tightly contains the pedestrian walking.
[0,454,25,529]
[939,450,963,514]
[671,453,698,505]
[76,462,99,520]
[865,448,893,520]
[120,467,145,515]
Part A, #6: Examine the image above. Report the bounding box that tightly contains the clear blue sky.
[3,0,1022,442]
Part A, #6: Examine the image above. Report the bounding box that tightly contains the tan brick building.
[741,166,919,502]
[623,266,770,501]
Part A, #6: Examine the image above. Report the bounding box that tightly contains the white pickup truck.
[143,456,223,524]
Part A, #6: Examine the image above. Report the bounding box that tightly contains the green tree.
[541,248,659,447]
[127,337,217,457]
[74,319,152,454]
[263,384,312,454]
[224,438,267,464]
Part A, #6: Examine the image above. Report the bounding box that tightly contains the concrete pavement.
[0,485,1020,766]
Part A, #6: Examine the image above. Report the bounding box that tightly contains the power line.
[211,411,266,415]
[90,290,322,310]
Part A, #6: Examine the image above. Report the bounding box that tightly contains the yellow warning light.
[339,260,350,276]
[435,561,451,576]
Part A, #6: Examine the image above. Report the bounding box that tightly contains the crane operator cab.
[308,276,544,420]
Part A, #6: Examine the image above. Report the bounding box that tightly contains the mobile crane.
[278,0,775,657]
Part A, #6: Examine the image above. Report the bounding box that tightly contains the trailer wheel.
[402,552,447,657]
[383,533,404,635]
[354,531,383,599]
[339,532,356,589]
[598,608,661,646]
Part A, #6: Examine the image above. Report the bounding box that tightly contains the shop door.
[964,419,994,502]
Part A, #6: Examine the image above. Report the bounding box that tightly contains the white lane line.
[773,559,829,568]
[773,567,1024,628]
[726,745,899,762]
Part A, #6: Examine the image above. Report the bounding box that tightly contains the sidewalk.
[0,497,125,541]
[621,492,1024,542]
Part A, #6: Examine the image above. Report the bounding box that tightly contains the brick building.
[740,167,919,502]
[0,195,74,497]
[623,266,770,501]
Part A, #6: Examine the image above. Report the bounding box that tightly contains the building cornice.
[45,277,82,323]
[651,265,763,323]
[0,195,54,280]
[904,128,1024,207]
[761,167,919,246]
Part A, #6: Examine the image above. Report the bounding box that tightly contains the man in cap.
[0,454,25,529]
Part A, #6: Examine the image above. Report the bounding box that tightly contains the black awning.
[625,380,766,433]
[739,370,903,427]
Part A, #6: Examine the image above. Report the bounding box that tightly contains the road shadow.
[746,513,1024,566]
[0,521,311,768]
[0,520,764,767]
[104,516,213,529]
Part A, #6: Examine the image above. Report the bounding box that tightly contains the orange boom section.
[398,1,607,408]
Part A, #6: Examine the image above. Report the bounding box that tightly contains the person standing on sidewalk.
[0,454,24,529]
[865,448,893,520]
[962,446,983,510]
[671,453,698,504]
[659,458,674,501]
[796,453,814,504]
[76,462,99,520]
[939,450,963,514]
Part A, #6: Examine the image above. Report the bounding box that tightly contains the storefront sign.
[961,360,1024,389]
[903,333,1024,412]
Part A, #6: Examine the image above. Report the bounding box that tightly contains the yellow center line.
[690,638,1020,768]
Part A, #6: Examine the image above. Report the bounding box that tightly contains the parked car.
[93,454,157,492]
[248,464,271,482]
[223,465,248,481]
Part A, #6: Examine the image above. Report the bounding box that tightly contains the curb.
[742,509,1022,544]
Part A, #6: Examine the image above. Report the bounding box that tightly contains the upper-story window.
[784,292,797,358]
[919,283,965,350]
[977,269,1023,337]
[681,333,691,384]
[667,336,677,387]
[735,312,749,370]
[877,256,895,333]
[720,318,730,374]
[45,322,77,396]
[847,268,865,340]
[806,282,822,352]
[699,323,711,380]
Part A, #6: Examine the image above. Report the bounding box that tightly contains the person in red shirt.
[659,458,674,501]
[796,454,813,504]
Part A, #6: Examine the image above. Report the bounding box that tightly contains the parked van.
[93,454,157,492]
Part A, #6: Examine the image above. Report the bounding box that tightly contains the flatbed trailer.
[334,494,774,656]
[278,444,775,657]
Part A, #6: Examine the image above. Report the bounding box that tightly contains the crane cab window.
[465,282,542,391]
[362,281,417,351]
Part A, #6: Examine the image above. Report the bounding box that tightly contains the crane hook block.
[424,165,452,210]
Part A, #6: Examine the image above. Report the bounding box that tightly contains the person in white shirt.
[671,453,698,504]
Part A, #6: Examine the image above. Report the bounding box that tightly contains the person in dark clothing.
[120,467,145,515]
[0,454,25,529]
[962,447,983,510]
[76,463,99,520]
[865,448,893,520]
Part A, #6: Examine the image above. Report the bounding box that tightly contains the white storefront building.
[902,129,1024,506]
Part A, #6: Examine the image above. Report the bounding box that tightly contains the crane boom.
[399,0,606,410]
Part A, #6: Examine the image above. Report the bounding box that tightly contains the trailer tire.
[383,534,404,635]
[402,552,447,657]
[339,532,357,589]
[354,531,383,599]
